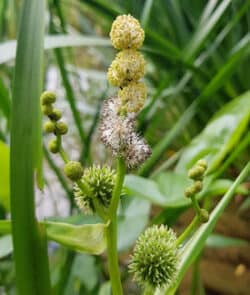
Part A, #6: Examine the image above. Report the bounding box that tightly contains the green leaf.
[45,221,107,255]
[0,220,11,234]
[176,91,250,173]
[206,234,249,248]
[0,141,10,210]
[0,235,13,258]
[0,35,110,64]
[162,162,250,295]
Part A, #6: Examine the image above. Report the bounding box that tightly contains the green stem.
[190,195,202,216]
[175,216,200,247]
[106,157,126,295]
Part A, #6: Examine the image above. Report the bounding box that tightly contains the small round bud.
[55,121,68,135]
[184,187,194,198]
[40,91,56,105]
[188,165,205,180]
[41,104,53,116]
[199,209,209,223]
[74,165,116,214]
[184,181,203,198]
[118,82,147,113]
[197,159,207,170]
[107,49,145,86]
[48,139,59,153]
[129,225,178,291]
[43,120,56,133]
[64,161,84,181]
[110,14,145,50]
[49,109,62,121]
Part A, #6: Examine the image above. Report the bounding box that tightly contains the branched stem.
[175,216,200,247]
[107,157,126,295]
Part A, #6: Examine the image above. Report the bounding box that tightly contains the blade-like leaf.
[0,141,9,210]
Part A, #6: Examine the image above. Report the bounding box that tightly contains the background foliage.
[0,0,249,294]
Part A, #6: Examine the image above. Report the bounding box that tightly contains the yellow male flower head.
[110,14,145,50]
[107,49,145,87]
[118,81,147,113]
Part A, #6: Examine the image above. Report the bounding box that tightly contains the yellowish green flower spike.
[41,104,53,116]
[49,109,62,121]
[129,225,178,291]
[43,120,56,133]
[74,165,116,215]
[118,81,147,113]
[64,161,84,181]
[107,49,145,86]
[55,121,68,135]
[110,14,145,50]
[40,91,56,105]
[48,138,59,153]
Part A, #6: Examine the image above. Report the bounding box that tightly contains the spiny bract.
[129,225,179,291]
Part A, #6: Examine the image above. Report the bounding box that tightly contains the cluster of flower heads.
[129,225,179,291]
[40,91,68,153]
[100,14,151,168]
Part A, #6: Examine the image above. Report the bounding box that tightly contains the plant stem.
[106,157,126,295]
[175,216,199,247]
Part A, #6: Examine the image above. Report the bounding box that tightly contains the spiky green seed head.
[40,91,56,105]
[55,121,68,135]
[129,225,179,291]
[199,209,209,223]
[64,161,84,181]
[118,81,147,113]
[43,120,56,133]
[107,49,145,87]
[41,104,53,116]
[48,138,59,153]
[110,14,145,50]
[49,109,62,121]
[74,165,116,214]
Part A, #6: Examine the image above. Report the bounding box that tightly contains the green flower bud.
[48,138,59,153]
[129,225,178,291]
[55,121,68,135]
[197,159,207,170]
[41,104,53,116]
[64,161,84,181]
[199,209,209,223]
[40,91,56,105]
[188,165,206,180]
[49,109,62,121]
[107,49,145,86]
[74,165,116,214]
[110,14,145,50]
[43,120,56,133]
[184,181,203,198]
[118,81,147,113]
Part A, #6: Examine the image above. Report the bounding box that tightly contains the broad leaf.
[0,235,13,258]
[206,234,249,248]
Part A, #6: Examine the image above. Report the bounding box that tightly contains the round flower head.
[118,82,147,113]
[129,225,178,291]
[110,14,145,50]
[107,49,145,86]
[64,161,84,181]
[74,165,116,214]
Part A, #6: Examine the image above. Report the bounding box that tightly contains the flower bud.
[199,209,209,223]
[55,121,68,135]
[40,91,56,105]
[107,49,145,86]
[188,165,206,180]
[197,159,207,170]
[43,120,56,133]
[118,82,147,113]
[49,109,62,121]
[129,225,178,290]
[184,181,203,198]
[64,161,84,181]
[110,14,145,50]
[48,138,59,153]
[41,104,53,116]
